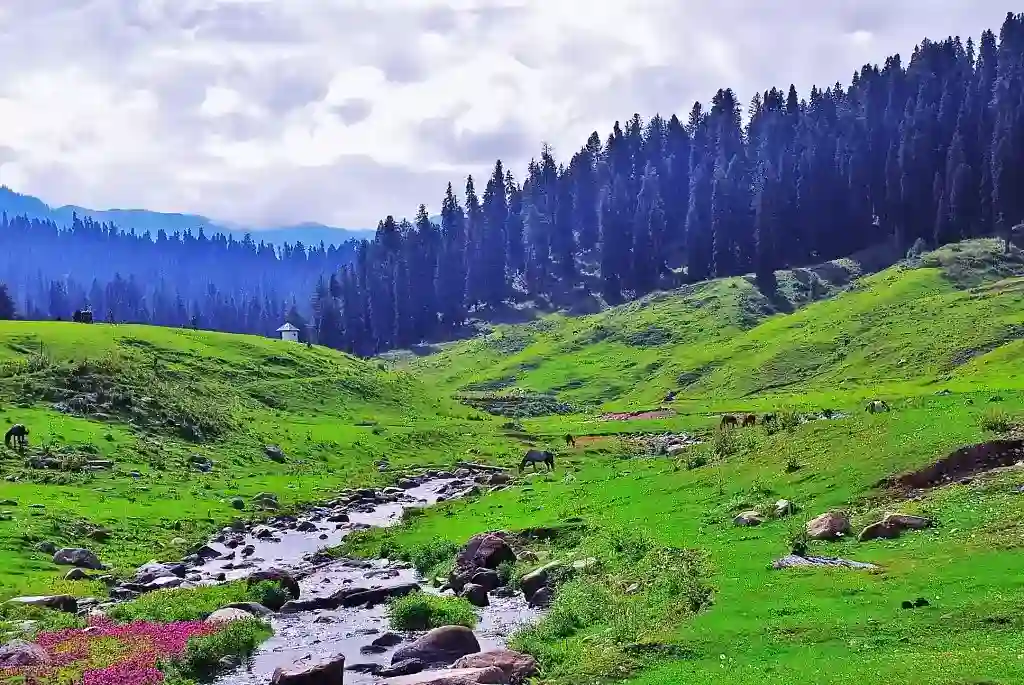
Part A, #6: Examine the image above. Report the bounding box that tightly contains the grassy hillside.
[0,322,505,599]
[400,239,1024,412]
[347,238,1024,685]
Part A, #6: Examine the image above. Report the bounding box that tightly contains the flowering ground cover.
[0,615,267,685]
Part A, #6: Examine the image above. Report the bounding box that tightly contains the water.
[202,477,541,684]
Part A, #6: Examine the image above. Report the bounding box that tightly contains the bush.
[406,538,461,575]
[387,593,478,631]
[980,407,1016,433]
[167,618,271,680]
[108,582,275,623]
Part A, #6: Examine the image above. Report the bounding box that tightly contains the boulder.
[383,667,507,685]
[520,561,562,601]
[340,582,420,608]
[774,499,795,517]
[528,587,553,608]
[296,521,318,532]
[264,446,287,463]
[230,497,245,510]
[378,659,425,677]
[205,608,253,624]
[461,583,489,607]
[52,548,103,570]
[858,513,934,542]
[0,640,50,668]
[391,625,481,667]
[64,568,90,581]
[806,511,852,540]
[221,602,273,617]
[456,534,516,571]
[453,649,539,683]
[733,511,763,526]
[271,654,346,685]
[772,555,880,570]
[469,569,501,592]
[5,595,78,613]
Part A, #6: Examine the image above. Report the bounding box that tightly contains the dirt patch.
[601,409,676,421]
[885,439,1024,490]
[572,435,615,447]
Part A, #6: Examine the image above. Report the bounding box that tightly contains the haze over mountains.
[0,187,374,247]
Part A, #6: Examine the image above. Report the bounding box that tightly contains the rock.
[378,659,425,677]
[0,640,50,668]
[528,586,553,608]
[372,632,405,649]
[221,602,273,617]
[456,534,516,571]
[271,654,346,685]
[264,445,287,463]
[806,511,852,540]
[340,582,420,608]
[382,667,507,685]
[520,561,561,601]
[205,608,254,624]
[391,625,481,667]
[327,512,349,523]
[858,513,934,542]
[64,568,90,581]
[52,548,103,570]
[734,510,763,526]
[35,541,56,555]
[230,497,245,510]
[771,555,880,570]
[134,561,187,584]
[469,569,501,592]
[195,545,221,561]
[452,649,539,683]
[461,583,489,607]
[774,499,794,517]
[5,595,78,613]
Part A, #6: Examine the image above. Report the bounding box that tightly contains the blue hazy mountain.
[0,186,374,246]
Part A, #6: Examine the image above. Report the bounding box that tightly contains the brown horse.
[742,414,757,427]
[720,415,738,429]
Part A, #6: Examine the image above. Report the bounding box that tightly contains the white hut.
[276,322,300,342]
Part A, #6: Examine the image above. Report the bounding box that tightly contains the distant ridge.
[0,186,374,247]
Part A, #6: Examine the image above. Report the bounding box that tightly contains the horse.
[866,400,890,414]
[742,414,757,427]
[720,415,738,429]
[520,449,554,473]
[564,434,576,448]
[5,424,28,449]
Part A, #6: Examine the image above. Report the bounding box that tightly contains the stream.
[178,473,541,684]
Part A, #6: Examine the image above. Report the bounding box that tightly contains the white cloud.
[0,0,1011,228]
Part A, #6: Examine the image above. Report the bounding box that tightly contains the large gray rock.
[858,513,933,542]
[383,667,507,684]
[456,534,516,570]
[733,510,763,526]
[519,561,562,601]
[52,548,103,570]
[461,583,489,607]
[805,511,852,540]
[772,555,879,570]
[205,608,253,624]
[391,625,481,667]
[452,649,538,683]
[5,595,78,613]
[0,640,50,668]
[271,653,346,685]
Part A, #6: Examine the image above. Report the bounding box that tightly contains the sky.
[0,1,1012,229]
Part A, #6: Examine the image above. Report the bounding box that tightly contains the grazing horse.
[520,449,554,473]
[742,414,757,427]
[564,434,576,448]
[4,424,28,449]
[720,415,738,429]
[866,400,890,414]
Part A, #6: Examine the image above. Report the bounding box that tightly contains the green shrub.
[980,407,1016,433]
[168,618,271,680]
[387,593,478,631]
[406,538,460,575]
[108,582,275,623]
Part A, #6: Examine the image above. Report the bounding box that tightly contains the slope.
[0,321,505,599]
[401,239,1024,411]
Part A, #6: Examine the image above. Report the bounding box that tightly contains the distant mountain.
[0,186,374,247]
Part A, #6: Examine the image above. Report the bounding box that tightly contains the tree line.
[0,212,358,334]
[312,13,1024,357]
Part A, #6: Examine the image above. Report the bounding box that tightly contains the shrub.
[406,538,461,575]
[108,582,272,623]
[168,618,271,680]
[980,407,1015,433]
[387,593,478,631]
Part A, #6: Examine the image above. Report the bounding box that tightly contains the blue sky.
[0,0,1010,227]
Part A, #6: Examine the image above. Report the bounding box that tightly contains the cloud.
[0,0,1010,228]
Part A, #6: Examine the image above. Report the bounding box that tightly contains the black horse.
[520,449,555,473]
[5,424,28,449]
[564,434,576,448]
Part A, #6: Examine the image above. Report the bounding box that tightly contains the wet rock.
[378,659,425,677]
[461,583,489,607]
[296,521,318,532]
[241,545,256,557]
[271,653,346,685]
[469,569,501,592]
[194,545,221,561]
[528,587,553,608]
[52,548,104,570]
[391,625,481,667]
[264,445,287,463]
[858,513,933,542]
[453,649,539,683]
[456,533,516,571]
[806,511,852,540]
[327,512,350,523]
[520,561,561,602]
[340,582,420,608]
[347,663,383,675]
[372,632,405,649]
[5,595,78,613]
[119,575,185,594]
[205,607,253,624]
[734,510,763,526]
[134,561,187,584]
[382,666,507,684]
[0,640,50,668]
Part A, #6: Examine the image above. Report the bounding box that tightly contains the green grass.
[386,592,479,631]
[348,239,1024,684]
[0,322,510,599]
